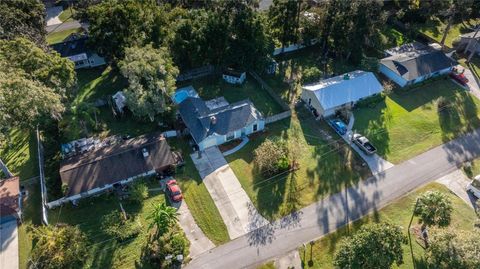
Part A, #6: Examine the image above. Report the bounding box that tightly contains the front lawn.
[354,79,480,164]
[0,129,38,180]
[299,182,477,269]
[47,28,83,45]
[168,137,230,245]
[226,107,371,220]
[58,8,75,22]
[186,76,284,116]
[415,18,480,48]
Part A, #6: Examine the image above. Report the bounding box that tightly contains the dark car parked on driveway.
[352,133,377,155]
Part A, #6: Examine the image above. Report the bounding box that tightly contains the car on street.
[467,175,480,199]
[352,133,377,155]
[166,179,183,202]
[328,118,347,135]
[449,69,469,86]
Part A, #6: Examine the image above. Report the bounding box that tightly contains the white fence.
[273,38,319,56]
[265,111,292,124]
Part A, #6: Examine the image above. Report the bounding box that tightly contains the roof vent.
[210,116,217,125]
[142,148,149,158]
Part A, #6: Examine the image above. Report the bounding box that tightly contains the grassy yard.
[354,79,480,164]
[0,129,38,180]
[299,183,477,269]
[226,107,371,220]
[47,28,83,45]
[185,76,284,116]
[58,8,75,22]
[61,66,159,142]
[415,18,480,48]
[168,137,230,245]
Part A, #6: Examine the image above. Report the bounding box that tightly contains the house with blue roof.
[177,92,264,151]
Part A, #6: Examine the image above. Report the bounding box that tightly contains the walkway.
[186,127,480,269]
[436,169,477,208]
[178,202,215,258]
[222,137,249,157]
[0,220,18,269]
[190,147,268,240]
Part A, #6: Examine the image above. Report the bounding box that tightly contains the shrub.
[437,96,451,112]
[101,211,142,241]
[302,66,322,84]
[355,93,385,108]
[129,181,149,203]
[145,223,190,268]
[254,138,288,176]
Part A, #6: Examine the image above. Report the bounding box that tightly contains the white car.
[467,175,480,198]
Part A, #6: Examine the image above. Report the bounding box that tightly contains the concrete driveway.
[0,220,19,269]
[191,147,269,240]
[46,6,63,26]
[178,202,215,258]
[436,169,478,208]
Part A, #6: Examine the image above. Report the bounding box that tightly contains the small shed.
[223,68,246,85]
[112,91,127,113]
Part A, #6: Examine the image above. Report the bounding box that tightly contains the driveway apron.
[0,220,19,269]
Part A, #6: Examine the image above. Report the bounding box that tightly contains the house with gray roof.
[379,45,456,87]
[51,35,106,69]
[178,94,264,150]
[458,31,480,56]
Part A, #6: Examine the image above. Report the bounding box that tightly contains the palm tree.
[147,203,178,238]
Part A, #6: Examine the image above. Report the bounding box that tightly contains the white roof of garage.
[302,70,383,111]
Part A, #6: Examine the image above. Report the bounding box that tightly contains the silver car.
[352,134,377,155]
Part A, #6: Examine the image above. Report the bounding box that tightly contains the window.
[308,98,312,105]
[253,124,258,132]
[226,133,235,141]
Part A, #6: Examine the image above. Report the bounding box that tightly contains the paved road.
[187,128,480,269]
[0,220,19,269]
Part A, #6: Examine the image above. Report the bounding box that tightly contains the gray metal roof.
[380,50,456,81]
[178,97,263,143]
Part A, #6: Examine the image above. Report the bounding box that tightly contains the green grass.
[61,66,158,142]
[256,261,276,269]
[58,8,75,22]
[226,107,371,220]
[0,129,38,180]
[299,183,477,269]
[186,76,284,116]
[18,183,43,269]
[168,137,230,245]
[47,28,83,45]
[415,18,480,48]
[354,79,480,164]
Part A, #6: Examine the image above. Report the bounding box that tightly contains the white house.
[301,70,383,118]
[458,31,480,56]
[379,45,456,87]
[178,95,264,150]
[51,36,106,69]
[222,68,246,84]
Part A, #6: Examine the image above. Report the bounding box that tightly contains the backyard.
[353,79,480,164]
[46,28,84,45]
[414,18,480,48]
[184,76,285,116]
[299,182,477,269]
[0,129,38,180]
[226,107,371,220]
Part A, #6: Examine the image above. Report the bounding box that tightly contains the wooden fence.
[249,71,290,111]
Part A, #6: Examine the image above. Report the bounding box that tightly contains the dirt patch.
[218,139,243,152]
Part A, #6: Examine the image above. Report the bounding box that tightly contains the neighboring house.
[178,95,264,151]
[222,68,246,84]
[384,41,428,57]
[0,177,22,224]
[301,70,383,118]
[51,36,106,69]
[458,31,480,56]
[52,133,176,208]
[380,44,456,87]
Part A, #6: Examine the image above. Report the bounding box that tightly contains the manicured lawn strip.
[299,183,477,269]
[187,76,284,116]
[169,137,230,245]
[354,79,480,164]
[47,28,83,44]
[415,18,480,48]
[256,261,275,269]
[227,107,371,220]
[0,129,38,180]
[61,67,158,142]
[46,189,164,269]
